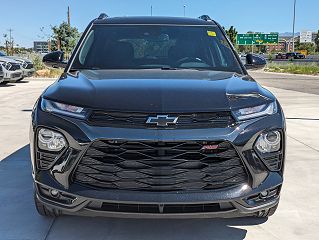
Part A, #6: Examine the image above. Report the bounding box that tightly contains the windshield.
[71,25,243,74]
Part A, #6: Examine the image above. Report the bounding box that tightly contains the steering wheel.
[175,57,206,66]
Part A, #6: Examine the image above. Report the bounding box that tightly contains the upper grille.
[73,140,248,192]
[9,63,21,71]
[23,63,34,69]
[88,111,235,129]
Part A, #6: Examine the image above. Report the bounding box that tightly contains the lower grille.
[73,140,248,192]
[87,202,234,214]
[13,73,21,78]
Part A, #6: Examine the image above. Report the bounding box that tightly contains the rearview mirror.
[245,54,266,70]
[43,51,68,69]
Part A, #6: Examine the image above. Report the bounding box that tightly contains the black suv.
[286,52,305,59]
[31,15,285,218]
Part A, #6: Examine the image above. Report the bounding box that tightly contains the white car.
[0,52,35,80]
[0,56,23,83]
[0,65,4,84]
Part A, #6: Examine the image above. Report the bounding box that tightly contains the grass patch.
[265,63,319,75]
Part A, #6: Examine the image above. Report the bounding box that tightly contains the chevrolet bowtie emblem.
[146,115,178,127]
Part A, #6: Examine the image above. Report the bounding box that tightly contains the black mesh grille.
[9,63,21,71]
[25,63,34,69]
[87,202,234,214]
[73,140,248,192]
[88,111,235,129]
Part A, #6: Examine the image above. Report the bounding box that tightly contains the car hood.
[0,56,20,64]
[5,56,31,63]
[43,69,275,113]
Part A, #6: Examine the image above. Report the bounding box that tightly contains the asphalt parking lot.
[1,72,319,240]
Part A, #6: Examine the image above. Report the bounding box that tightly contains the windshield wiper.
[161,67,178,70]
[70,67,101,71]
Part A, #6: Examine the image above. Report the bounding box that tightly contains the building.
[33,41,49,53]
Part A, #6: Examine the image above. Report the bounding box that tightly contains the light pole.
[292,0,296,52]
[183,5,186,17]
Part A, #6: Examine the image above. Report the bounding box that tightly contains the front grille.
[9,63,21,71]
[73,140,248,192]
[23,63,34,69]
[13,73,21,78]
[88,111,235,129]
[87,202,234,214]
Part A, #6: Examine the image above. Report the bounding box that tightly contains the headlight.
[255,131,281,153]
[41,98,87,119]
[233,102,277,121]
[38,128,66,151]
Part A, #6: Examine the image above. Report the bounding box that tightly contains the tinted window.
[72,25,243,73]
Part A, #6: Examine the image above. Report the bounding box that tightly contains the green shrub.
[265,63,319,75]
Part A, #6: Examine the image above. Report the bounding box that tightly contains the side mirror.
[245,53,266,70]
[43,51,68,69]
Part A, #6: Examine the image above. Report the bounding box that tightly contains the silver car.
[0,52,35,80]
[0,65,4,84]
[0,56,23,83]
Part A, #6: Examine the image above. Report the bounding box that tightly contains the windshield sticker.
[207,31,217,37]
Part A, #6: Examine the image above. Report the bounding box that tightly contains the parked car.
[0,52,35,80]
[275,53,287,59]
[31,15,285,219]
[0,56,23,83]
[0,65,4,84]
[286,52,305,59]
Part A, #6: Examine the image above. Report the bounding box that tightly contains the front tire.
[34,192,61,217]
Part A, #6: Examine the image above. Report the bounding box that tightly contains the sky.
[0,0,318,47]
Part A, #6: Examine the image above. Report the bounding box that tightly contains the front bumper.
[30,103,286,218]
[22,68,35,77]
[4,70,23,82]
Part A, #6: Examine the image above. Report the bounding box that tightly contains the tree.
[51,22,80,57]
[3,33,13,56]
[315,30,319,53]
[297,42,315,54]
[225,26,238,46]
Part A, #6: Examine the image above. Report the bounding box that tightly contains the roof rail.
[98,13,108,19]
[198,15,212,21]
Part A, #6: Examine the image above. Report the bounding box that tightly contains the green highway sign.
[236,33,279,45]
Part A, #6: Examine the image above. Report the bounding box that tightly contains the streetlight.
[292,0,296,52]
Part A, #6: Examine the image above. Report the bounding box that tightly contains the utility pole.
[292,0,296,52]
[67,6,71,27]
[7,29,14,55]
